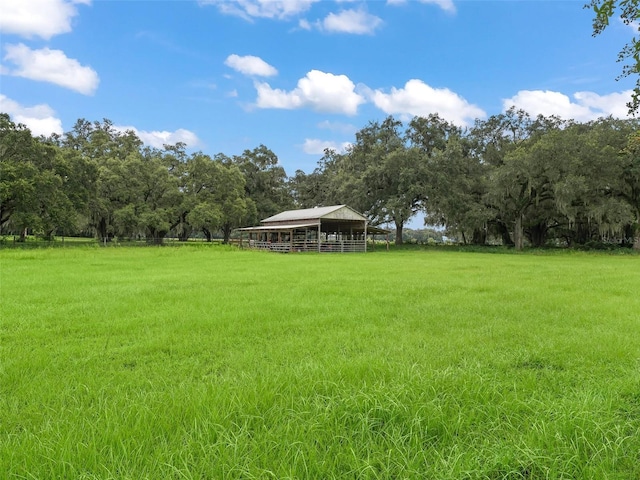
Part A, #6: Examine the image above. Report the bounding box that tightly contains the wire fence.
[0,236,230,249]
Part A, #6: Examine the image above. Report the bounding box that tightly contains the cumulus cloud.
[367,79,485,126]
[255,70,365,115]
[225,54,278,77]
[503,89,633,121]
[115,125,201,149]
[320,8,383,34]
[302,138,351,155]
[199,0,319,20]
[2,43,99,95]
[0,0,90,40]
[0,94,63,137]
[387,0,456,14]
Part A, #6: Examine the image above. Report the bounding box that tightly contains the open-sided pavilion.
[238,205,389,253]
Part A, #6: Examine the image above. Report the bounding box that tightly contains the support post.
[364,221,368,252]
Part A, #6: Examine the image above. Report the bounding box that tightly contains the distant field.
[1,246,639,479]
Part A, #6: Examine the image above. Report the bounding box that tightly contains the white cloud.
[0,94,63,137]
[503,90,633,121]
[620,17,639,32]
[367,79,485,126]
[298,18,312,30]
[387,0,455,13]
[225,54,278,77]
[0,0,90,40]
[2,43,99,95]
[255,70,365,115]
[573,91,632,118]
[419,0,455,13]
[320,8,383,34]
[115,125,201,149]
[302,138,351,155]
[199,0,319,20]
[317,120,357,135]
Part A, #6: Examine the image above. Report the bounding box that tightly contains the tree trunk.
[202,228,212,242]
[96,217,111,243]
[175,213,190,241]
[622,224,635,248]
[495,221,514,246]
[472,228,486,245]
[527,222,548,247]
[395,220,403,246]
[514,214,524,251]
[146,229,165,245]
[223,224,232,244]
[573,221,593,246]
[563,235,572,248]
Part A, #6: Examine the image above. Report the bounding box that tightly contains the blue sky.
[1,0,637,179]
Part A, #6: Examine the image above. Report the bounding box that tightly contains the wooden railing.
[248,240,365,253]
[319,240,365,253]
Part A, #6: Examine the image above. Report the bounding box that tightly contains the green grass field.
[1,246,639,479]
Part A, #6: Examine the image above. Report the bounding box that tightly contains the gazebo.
[238,205,389,253]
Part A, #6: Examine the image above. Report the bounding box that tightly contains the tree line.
[291,110,640,249]
[1,111,639,249]
[0,114,291,245]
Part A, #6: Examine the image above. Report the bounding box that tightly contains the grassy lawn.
[1,245,639,479]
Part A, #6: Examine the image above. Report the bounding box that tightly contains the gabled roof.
[238,204,390,234]
[261,205,366,224]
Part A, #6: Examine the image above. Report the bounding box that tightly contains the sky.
[1,0,637,180]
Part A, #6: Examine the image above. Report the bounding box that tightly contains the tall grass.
[1,246,639,479]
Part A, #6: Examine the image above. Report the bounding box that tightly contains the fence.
[248,239,366,253]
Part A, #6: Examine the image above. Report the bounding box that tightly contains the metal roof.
[237,205,390,235]
[237,222,319,232]
[365,225,391,235]
[238,222,389,234]
[261,205,364,223]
